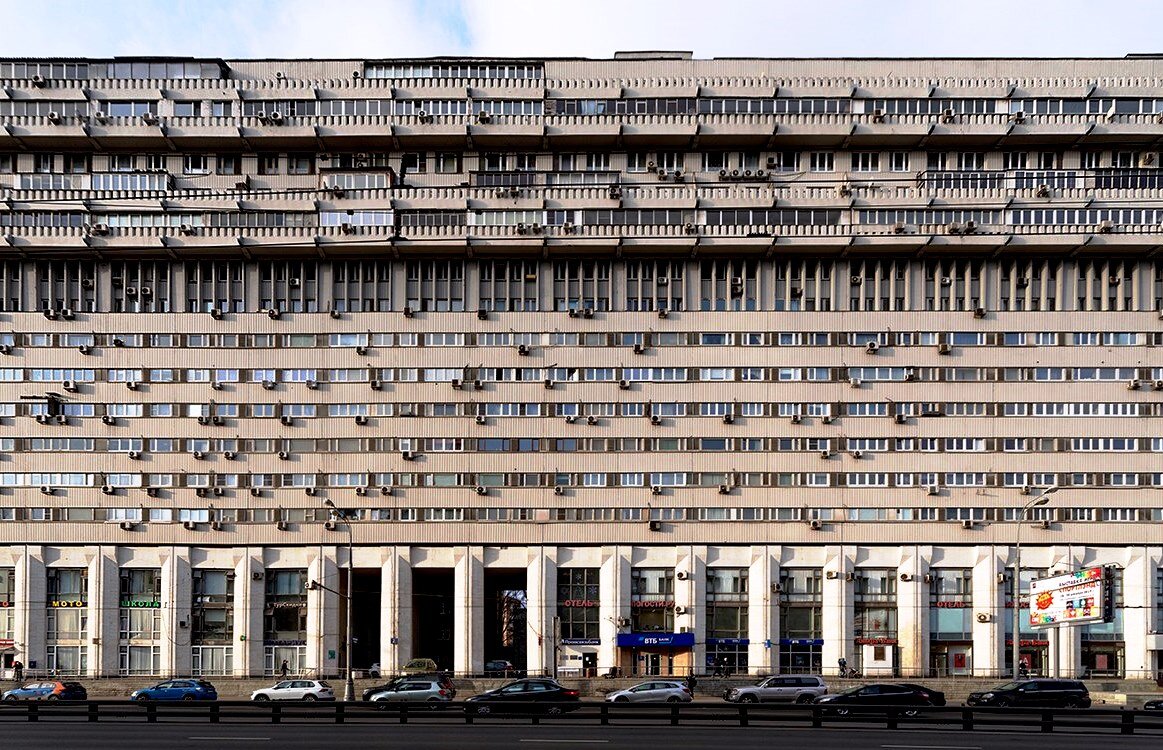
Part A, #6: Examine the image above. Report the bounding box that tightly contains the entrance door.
[581,652,597,677]
[645,653,661,676]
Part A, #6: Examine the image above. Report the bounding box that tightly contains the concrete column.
[1124,548,1158,679]
[91,547,118,677]
[821,546,853,675]
[453,546,484,675]
[676,545,706,673]
[525,546,555,677]
[747,545,778,674]
[162,548,192,677]
[896,547,927,678]
[17,546,44,673]
[598,546,628,674]
[379,546,410,676]
[307,550,339,677]
[235,549,264,677]
[971,547,1004,677]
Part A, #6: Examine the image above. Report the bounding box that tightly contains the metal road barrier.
[0,700,1161,734]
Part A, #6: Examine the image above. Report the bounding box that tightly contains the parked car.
[2,681,87,701]
[485,659,516,675]
[251,680,335,701]
[130,679,218,701]
[966,679,1090,708]
[369,679,453,704]
[403,658,439,674]
[361,673,456,701]
[465,678,581,714]
[366,663,381,679]
[1144,698,1163,710]
[814,683,945,715]
[606,680,692,703]
[724,675,828,704]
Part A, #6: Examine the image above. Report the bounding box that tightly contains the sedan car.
[606,680,692,703]
[368,679,452,704]
[361,673,456,701]
[814,683,945,715]
[465,678,581,715]
[1144,698,1163,711]
[966,679,1090,708]
[131,679,218,701]
[251,680,335,701]
[485,659,517,675]
[2,681,88,701]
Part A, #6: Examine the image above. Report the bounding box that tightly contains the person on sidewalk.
[685,672,698,695]
[280,659,290,679]
[12,660,23,681]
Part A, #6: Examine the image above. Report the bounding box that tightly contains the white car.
[251,679,335,701]
[606,681,692,703]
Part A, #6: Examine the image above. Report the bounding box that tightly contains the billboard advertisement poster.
[1028,567,1107,628]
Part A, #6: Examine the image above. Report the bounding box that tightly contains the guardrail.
[1,700,1161,734]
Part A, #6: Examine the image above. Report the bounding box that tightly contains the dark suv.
[967,679,1090,708]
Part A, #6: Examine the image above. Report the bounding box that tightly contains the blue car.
[2,681,87,701]
[130,679,218,701]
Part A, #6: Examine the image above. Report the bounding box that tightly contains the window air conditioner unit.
[250,487,262,497]
[209,307,224,320]
[54,414,67,425]
[266,308,281,320]
[355,415,369,425]
[277,520,289,531]
[0,344,10,355]
[196,415,211,426]
[1127,378,1141,390]
[280,415,294,426]
[183,520,198,530]
[39,485,54,495]
[790,414,802,424]
[127,450,141,460]
[543,378,554,390]
[683,222,697,234]
[658,308,669,319]
[474,415,486,425]
[211,414,225,425]
[47,110,62,124]
[722,413,735,424]
[941,108,956,122]
[1039,519,1052,530]
[102,415,117,426]
[474,485,488,496]
[926,484,940,495]
[267,111,284,124]
[212,487,224,496]
[564,415,577,424]
[94,110,108,121]
[718,484,730,495]
[473,379,483,390]
[379,485,392,496]
[89,223,110,236]
[223,451,237,460]
[288,278,300,288]
[142,112,159,125]
[517,344,530,355]
[62,308,76,321]
[822,415,834,424]
[192,450,205,460]
[1099,220,1113,233]
[848,377,861,388]
[648,520,663,532]
[42,308,58,320]
[210,381,223,391]
[961,519,975,529]
[581,307,594,318]
[865,341,880,353]
[649,414,662,426]
[554,485,565,495]
[401,450,415,460]
[195,487,209,497]
[303,487,317,497]
[650,485,663,495]
[976,613,990,623]
[618,379,630,390]
[673,606,686,615]
[261,380,275,390]
[900,572,913,582]
[849,275,862,286]
[872,108,885,122]
[450,378,462,389]
[119,521,137,531]
[820,449,832,459]
[62,380,77,392]
[825,570,838,579]
[276,450,290,461]
[851,450,863,459]
[305,379,319,390]
[894,413,907,425]
[369,380,382,390]
[403,305,415,318]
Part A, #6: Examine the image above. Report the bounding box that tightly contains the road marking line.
[880,746,982,750]
[186,738,271,742]
[519,741,610,745]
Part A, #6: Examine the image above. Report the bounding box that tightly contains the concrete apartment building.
[0,53,1161,681]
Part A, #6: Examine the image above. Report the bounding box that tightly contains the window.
[173,101,201,117]
[889,151,910,172]
[183,155,209,175]
[809,152,834,172]
[851,152,879,172]
[287,154,314,175]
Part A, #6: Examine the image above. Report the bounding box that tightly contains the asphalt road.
[1,723,1161,750]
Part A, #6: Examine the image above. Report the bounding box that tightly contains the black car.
[464,678,581,715]
[966,679,1090,708]
[1144,699,1163,711]
[814,683,946,715]
[361,673,456,702]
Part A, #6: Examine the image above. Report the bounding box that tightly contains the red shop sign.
[562,599,598,608]
[631,600,675,609]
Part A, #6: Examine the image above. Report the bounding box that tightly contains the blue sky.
[2,0,1163,58]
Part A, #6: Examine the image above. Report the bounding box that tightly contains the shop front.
[929,570,974,676]
[616,632,695,676]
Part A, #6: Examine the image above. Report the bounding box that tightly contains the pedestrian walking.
[280,659,290,679]
[12,660,23,681]
[685,672,698,694]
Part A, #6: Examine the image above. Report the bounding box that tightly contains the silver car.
[606,680,693,703]
[725,675,828,703]
[369,679,452,704]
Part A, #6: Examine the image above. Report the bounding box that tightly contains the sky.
[1,0,1162,59]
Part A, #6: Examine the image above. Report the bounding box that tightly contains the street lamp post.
[1012,486,1058,678]
[323,500,355,702]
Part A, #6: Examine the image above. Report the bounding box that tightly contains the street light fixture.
[322,499,355,702]
[1012,485,1058,678]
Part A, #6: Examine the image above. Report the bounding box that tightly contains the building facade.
[1,53,1162,679]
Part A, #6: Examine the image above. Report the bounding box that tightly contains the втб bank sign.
[1028,566,1111,628]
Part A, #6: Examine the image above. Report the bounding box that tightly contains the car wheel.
[666,696,680,703]
[614,696,629,703]
[1064,699,1082,709]
[3,695,16,702]
[903,709,919,717]
[46,695,59,701]
[253,695,270,702]
[303,695,317,702]
[796,694,814,704]
[183,694,196,701]
[740,694,758,704]
[835,707,850,716]
[475,705,491,715]
[993,698,1011,708]
[135,695,151,702]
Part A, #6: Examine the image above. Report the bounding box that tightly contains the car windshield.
[989,681,1024,691]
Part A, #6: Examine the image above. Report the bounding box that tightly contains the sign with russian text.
[1029,566,1108,628]
[616,632,695,648]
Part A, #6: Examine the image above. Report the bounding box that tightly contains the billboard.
[1028,567,1110,628]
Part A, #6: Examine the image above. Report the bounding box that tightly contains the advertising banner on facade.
[1028,567,1109,628]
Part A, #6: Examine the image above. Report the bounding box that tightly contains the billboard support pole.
[1012,487,1057,678]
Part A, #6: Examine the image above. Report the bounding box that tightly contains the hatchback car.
[966,679,1090,708]
[606,681,692,703]
[465,678,581,715]
[402,658,439,674]
[1144,698,1163,711]
[725,675,828,704]
[485,659,516,675]
[814,683,946,715]
[251,680,335,701]
[2,681,87,701]
[361,672,456,701]
[131,679,218,701]
[369,679,452,704]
